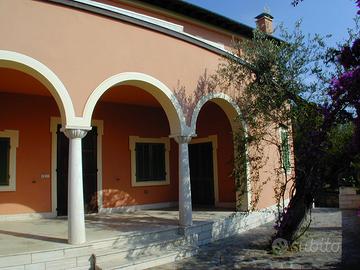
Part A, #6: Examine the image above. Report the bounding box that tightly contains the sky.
[184,0,359,46]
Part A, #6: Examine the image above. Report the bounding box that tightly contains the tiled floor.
[0,209,234,256]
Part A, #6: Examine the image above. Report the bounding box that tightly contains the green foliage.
[216,23,329,212]
[324,122,358,187]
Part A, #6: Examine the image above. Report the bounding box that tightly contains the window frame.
[0,130,19,192]
[129,136,170,187]
[279,126,291,174]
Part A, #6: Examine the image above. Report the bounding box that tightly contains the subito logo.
[272,238,289,255]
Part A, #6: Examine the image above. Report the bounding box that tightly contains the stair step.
[94,234,195,263]
[98,246,198,270]
[89,228,180,249]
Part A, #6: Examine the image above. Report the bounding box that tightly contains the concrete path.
[153,209,360,269]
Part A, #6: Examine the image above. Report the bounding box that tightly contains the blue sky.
[185,0,358,46]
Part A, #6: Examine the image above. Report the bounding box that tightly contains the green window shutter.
[135,143,166,182]
[0,138,10,186]
[281,129,291,172]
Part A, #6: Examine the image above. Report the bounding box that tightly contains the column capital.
[174,135,193,144]
[64,129,88,139]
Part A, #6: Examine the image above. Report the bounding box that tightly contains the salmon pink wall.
[102,0,237,48]
[0,0,225,116]
[0,0,290,212]
[93,102,179,208]
[195,102,236,203]
[0,93,59,214]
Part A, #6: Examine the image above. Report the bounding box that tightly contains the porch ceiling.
[100,85,162,107]
[0,68,50,96]
[0,68,162,108]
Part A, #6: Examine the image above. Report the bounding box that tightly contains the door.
[189,142,215,206]
[56,125,98,216]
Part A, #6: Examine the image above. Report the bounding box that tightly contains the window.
[280,127,291,173]
[0,138,10,186]
[129,136,170,186]
[0,130,19,191]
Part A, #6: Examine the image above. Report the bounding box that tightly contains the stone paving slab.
[0,209,232,256]
[153,209,360,269]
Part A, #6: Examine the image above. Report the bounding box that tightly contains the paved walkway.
[0,209,232,255]
[153,209,360,269]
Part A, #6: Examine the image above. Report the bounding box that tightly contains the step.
[0,228,184,269]
[90,233,197,265]
[90,227,180,249]
[70,234,197,270]
[97,246,198,270]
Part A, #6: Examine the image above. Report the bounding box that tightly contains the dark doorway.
[56,125,98,216]
[189,142,215,206]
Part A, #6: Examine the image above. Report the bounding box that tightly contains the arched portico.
[83,72,188,136]
[0,50,88,244]
[84,72,193,228]
[0,50,76,128]
[190,93,250,211]
[190,93,245,135]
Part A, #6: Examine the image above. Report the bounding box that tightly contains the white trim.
[190,93,245,134]
[0,212,56,222]
[83,72,189,137]
[99,201,178,214]
[74,0,184,32]
[50,117,104,215]
[189,135,220,206]
[0,50,78,128]
[129,136,171,187]
[190,93,251,211]
[67,0,225,51]
[0,130,19,192]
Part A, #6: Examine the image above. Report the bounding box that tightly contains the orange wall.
[0,1,287,211]
[102,0,237,48]
[0,92,180,214]
[0,0,224,116]
[0,93,59,214]
[195,101,289,209]
[93,101,179,208]
[0,92,285,214]
[195,102,236,203]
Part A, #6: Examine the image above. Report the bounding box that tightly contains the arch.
[190,92,246,134]
[190,92,250,211]
[0,50,76,128]
[83,72,187,136]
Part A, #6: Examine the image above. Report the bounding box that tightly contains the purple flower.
[351,38,360,64]
[338,46,354,69]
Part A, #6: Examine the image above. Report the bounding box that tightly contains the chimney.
[255,12,274,34]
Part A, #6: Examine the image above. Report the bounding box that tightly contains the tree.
[216,24,331,243]
[217,2,359,245]
[291,0,303,6]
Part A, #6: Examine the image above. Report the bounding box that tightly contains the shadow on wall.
[173,69,218,126]
[101,189,136,208]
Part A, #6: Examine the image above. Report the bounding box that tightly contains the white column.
[174,135,193,227]
[64,129,88,245]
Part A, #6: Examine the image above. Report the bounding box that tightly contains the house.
[0,0,290,247]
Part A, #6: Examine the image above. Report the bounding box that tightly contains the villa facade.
[0,0,291,245]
